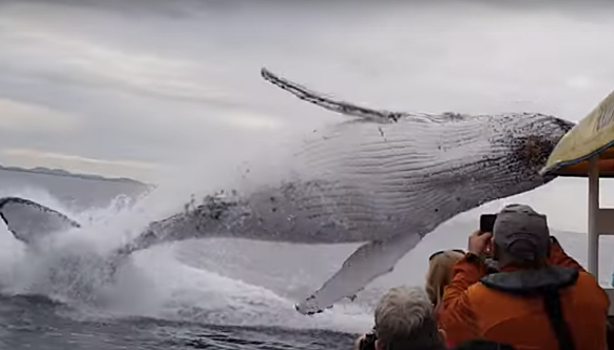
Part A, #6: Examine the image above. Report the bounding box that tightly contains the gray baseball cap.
[493,204,550,262]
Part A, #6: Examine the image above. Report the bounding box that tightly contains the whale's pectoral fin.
[295,231,423,315]
[261,67,465,124]
[0,197,81,245]
[261,67,408,124]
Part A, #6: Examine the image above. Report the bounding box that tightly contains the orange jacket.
[439,238,610,350]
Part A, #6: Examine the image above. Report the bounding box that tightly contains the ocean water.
[3,1,614,349]
[0,169,613,350]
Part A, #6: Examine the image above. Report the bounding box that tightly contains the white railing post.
[588,156,600,277]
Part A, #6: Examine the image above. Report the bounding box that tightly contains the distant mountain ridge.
[0,163,147,186]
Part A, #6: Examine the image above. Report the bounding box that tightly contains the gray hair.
[374,286,442,350]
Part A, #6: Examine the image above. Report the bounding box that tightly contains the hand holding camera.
[479,214,497,234]
[468,214,496,257]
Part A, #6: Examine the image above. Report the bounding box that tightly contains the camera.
[359,331,377,350]
[479,214,497,233]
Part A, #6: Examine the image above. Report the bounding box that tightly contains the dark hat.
[493,204,550,262]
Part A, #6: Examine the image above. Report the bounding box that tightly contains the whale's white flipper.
[295,231,422,315]
[0,197,81,245]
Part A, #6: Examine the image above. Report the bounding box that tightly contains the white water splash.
[0,186,374,334]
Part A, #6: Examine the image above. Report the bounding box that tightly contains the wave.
[0,186,373,334]
[2,184,611,337]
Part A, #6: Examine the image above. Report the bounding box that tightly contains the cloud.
[0,10,286,134]
[0,98,81,133]
[219,110,284,131]
[0,17,245,110]
[1,148,160,181]
[566,76,594,90]
[0,0,614,193]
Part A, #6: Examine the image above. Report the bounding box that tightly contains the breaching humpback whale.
[0,68,576,315]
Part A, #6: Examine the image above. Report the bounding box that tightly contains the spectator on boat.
[427,249,501,349]
[426,249,465,310]
[438,204,609,350]
[354,286,447,350]
[427,249,500,318]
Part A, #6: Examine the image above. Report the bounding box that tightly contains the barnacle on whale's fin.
[0,197,81,245]
[260,67,463,124]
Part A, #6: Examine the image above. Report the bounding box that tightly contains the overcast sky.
[3,0,614,228]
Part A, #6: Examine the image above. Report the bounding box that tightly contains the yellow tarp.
[540,89,614,177]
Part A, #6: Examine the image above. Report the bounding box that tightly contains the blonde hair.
[425,250,464,306]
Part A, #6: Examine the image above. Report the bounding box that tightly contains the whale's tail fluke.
[0,195,236,257]
[0,197,81,246]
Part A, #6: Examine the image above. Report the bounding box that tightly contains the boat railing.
[539,88,614,315]
[586,156,614,315]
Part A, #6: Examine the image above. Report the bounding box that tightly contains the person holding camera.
[438,204,609,350]
[355,286,448,350]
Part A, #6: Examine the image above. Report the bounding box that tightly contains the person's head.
[374,286,446,350]
[491,204,550,269]
[426,249,465,306]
